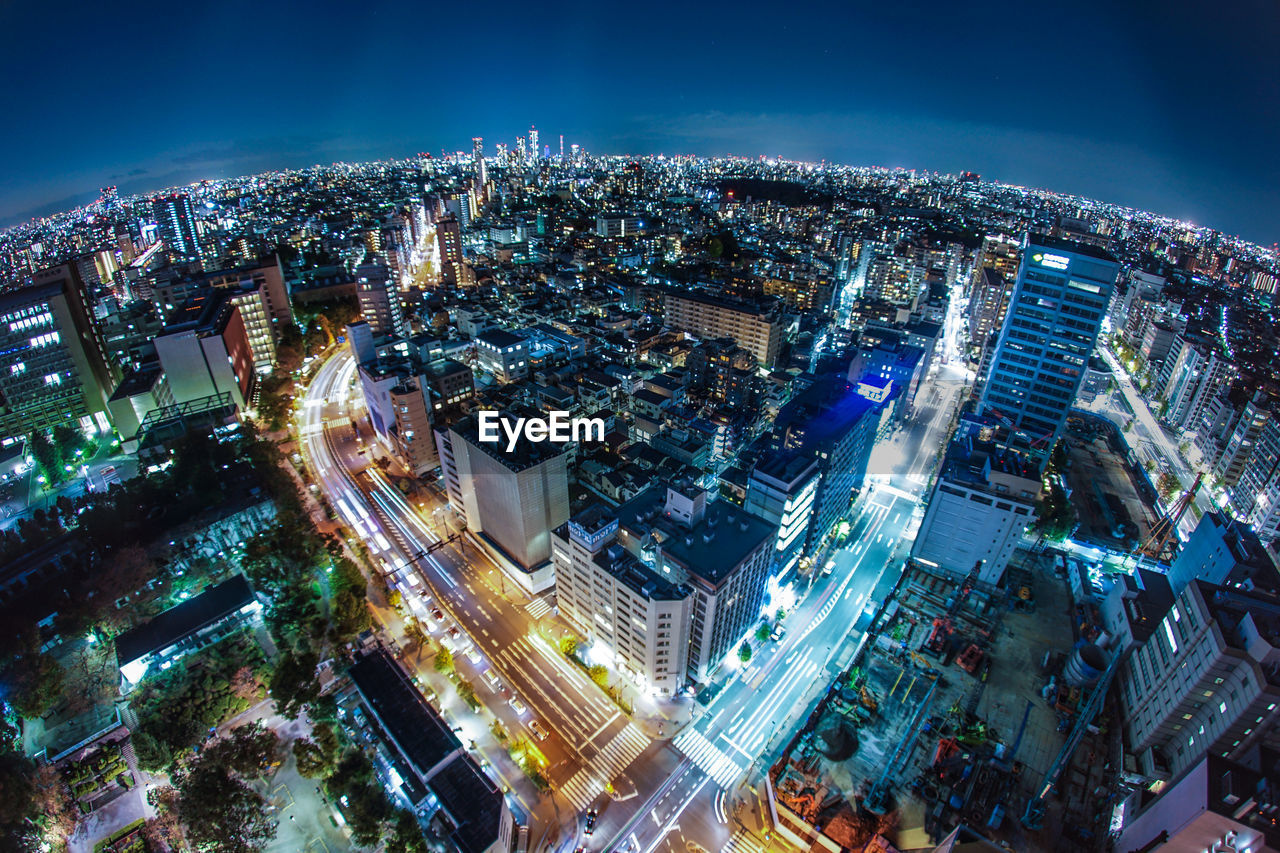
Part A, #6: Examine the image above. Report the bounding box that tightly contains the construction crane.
[865,674,940,814]
[1021,648,1126,829]
[1128,471,1204,567]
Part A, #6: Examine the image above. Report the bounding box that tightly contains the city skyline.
[2,0,1279,243]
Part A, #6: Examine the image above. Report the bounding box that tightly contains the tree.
[292,738,332,779]
[132,730,173,773]
[268,649,320,719]
[386,809,430,853]
[775,607,787,623]
[175,756,276,853]
[755,623,772,643]
[456,680,479,710]
[29,763,75,844]
[588,664,609,688]
[201,722,280,777]
[0,652,64,718]
[28,430,63,485]
[1157,470,1181,503]
[558,636,578,657]
[738,642,753,663]
[434,647,455,675]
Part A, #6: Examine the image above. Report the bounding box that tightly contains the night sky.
[3,0,1278,243]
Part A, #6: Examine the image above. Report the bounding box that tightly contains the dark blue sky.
[3,0,1278,243]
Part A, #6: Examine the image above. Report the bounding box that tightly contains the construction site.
[766,549,1123,852]
[1061,413,1161,554]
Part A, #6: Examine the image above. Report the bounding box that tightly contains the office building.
[660,288,782,369]
[552,505,693,695]
[744,452,820,576]
[1167,512,1279,596]
[617,485,776,683]
[152,194,201,262]
[359,361,437,476]
[976,236,1119,470]
[911,433,1039,587]
[0,264,117,439]
[1119,581,1280,783]
[475,329,529,383]
[436,411,570,593]
[356,254,408,340]
[153,291,255,410]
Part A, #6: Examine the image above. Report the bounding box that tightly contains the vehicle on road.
[529,720,549,741]
[509,697,528,715]
[584,810,598,835]
[431,607,444,621]
[466,646,482,664]
[483,670,501,689]
[823,559,836,575]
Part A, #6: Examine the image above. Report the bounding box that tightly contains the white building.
[475,329,529,383]
[552,506,692,695]
[910,437,1038,587]
[1119,580,1280,783]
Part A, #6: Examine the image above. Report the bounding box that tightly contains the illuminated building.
[552,505,693,695]
[0,263,117,439]
[976,236,1118,471]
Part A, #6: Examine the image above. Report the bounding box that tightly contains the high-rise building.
[1231,410,1280,545]
[552,505,693,695]
[436,216,464,287]
[616,485,776,683]
[472,136,486,190]
[0,264,117,440]
[1118,581,1280,783]
[660,288,782,369]
[1115,749,1278,853]
[773,376,881,554]
[355,254,407,339]
[528,126,539,161]
[152,194,201,262]
[966,266,1015,365]
[976,236,1119,470]
[744,452,820,576]
[436,411,570,593]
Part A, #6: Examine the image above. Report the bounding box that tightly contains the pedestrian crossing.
[556,722,649,811]
[673,728,746,788]
[722,829,768,853]
[524,597,552,619]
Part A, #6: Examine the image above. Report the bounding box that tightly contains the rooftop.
[115,574,257,667]
[348,649,462,777]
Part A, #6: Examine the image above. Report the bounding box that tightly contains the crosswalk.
[721,829,768,853]
[524,597,552,619]
[556,722,649,811]
[673,728,746,788]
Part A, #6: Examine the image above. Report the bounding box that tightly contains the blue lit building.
[976,236,1119,470]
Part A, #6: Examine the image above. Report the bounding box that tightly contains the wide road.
[300,351,663,843]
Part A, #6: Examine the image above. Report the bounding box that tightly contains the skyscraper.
[355,254,408,339]
[528,126,539,162]
[471,136,486,189]
[976,236,1119,469]
[151,194,201,262]
[436,216,463,287]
